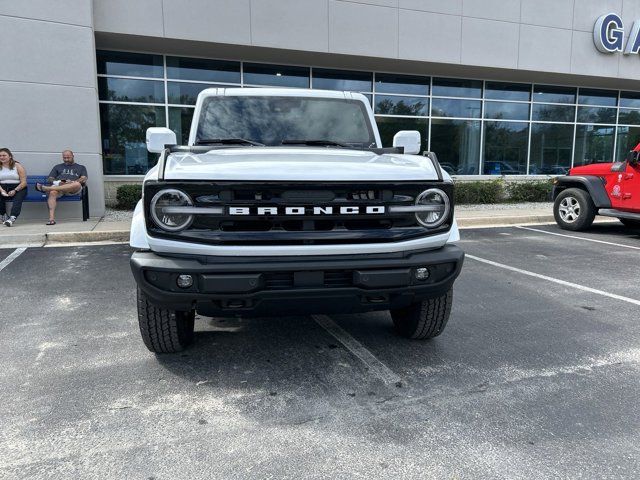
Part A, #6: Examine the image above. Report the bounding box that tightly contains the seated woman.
[0,148,28,227]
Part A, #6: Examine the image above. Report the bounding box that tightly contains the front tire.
[620,218,640,229]
[137,287,195,353]
[554,188,596,231]
[391,290,453,339]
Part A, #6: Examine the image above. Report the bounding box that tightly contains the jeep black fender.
[552,176,611,208]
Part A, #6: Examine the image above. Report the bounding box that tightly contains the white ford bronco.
[130,88,464,353]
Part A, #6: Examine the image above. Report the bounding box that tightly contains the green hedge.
[454,179,504,204]
[116,184,142,210]
[454,180,553,204]
[505,180,554,203]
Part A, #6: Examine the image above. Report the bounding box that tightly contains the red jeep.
[553,144,640,231]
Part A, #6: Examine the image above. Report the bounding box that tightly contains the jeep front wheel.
[554,188,596,231]
[137,287,195,353]
[390,290,453,339]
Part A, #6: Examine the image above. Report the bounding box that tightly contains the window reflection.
[100,104,166,175]
[533,85,576,104]
[168,82,225,105]
[166,56,240,83]
[375,117,428,153]
[615,126,640,162]
[375,95,428,116]
[313,69,372,92]
[97,50,163,78]
[577,106,617,124]
[484,101,529,121]
[430,120,481,175]
[432,78,481,98]
[169,107,195,145]
[375,73,429,95]
[532,104,575,122]
[431,98,481,118]
[243,64,309,88]
[483,122,529,175]
[485,82,530,101]
[98,78,165,103]
[529,124,573,175]
[574,125,614,165]
[578,89,617,107]
[197,97,375,146]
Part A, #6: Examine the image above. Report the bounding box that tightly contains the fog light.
[414,267,430,281]
[177,274,193,288]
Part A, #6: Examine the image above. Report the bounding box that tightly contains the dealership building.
[2,0,640,218]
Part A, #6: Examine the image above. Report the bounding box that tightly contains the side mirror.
[627,150,640,166]
[146,127,177,153]
[393,130,421,155]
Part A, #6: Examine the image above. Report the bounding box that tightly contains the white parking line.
[312,314,402,385]
[467,254,640,306]
[0,247,27,272]
[516,226,640,251]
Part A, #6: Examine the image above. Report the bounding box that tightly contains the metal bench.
[23,175,90,221]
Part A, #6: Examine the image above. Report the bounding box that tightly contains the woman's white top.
[0,165,20,184]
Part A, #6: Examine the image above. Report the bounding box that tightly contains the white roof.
[196,87,368,102]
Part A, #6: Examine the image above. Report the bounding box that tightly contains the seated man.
[36,150,88,225]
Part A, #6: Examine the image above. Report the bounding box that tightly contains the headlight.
[415,188,450,228]
[150,189,194,232]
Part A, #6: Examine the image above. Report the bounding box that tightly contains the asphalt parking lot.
[1,222,639,479]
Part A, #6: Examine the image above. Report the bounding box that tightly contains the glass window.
[98,77,164,103]
[484,101,530,120]
[577,106,617,124]
[99,104,166,175]
[618,108,640,126]
[431,98,481,118]
[312,69,372,92]
[432,78,482,98]
[375,117,428,153]
[375,73,429,95]
[578,88,617,106]
[483,121,529,175]
[430,120,481,175]
[166,56,240,83]
[533,85,576,104]
[168,82,226,105]
[615,126,640,162]
[197,96,375,146]
[532,104,575,122]
[375,95,428,116]
[529,123,573,175]
[96,50,163,78]
[574,125,614,165]
[620,91,640,109]
[485,82,530,101]
[243,63,309,88]
[169,107,195,145]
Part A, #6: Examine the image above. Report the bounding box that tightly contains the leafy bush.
[454,179,504,204]
[116,184,142,210]
[506,180,554,203]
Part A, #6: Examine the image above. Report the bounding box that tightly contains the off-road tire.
[620,218,640,229]
[391,290,453,339]
[554,188,596,231]
[137,287,195,353]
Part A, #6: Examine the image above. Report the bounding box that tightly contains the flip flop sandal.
[46,220,56,225]
[35,183,46,193]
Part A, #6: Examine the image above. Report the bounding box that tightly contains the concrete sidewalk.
[0,203,614,247]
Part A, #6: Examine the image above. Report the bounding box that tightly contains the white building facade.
[2,0,640,215]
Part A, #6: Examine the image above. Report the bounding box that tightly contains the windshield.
[195,96,376,148]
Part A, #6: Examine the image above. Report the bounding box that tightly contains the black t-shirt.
[49,163,88,182]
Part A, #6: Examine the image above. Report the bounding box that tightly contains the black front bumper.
[130,245,464,317]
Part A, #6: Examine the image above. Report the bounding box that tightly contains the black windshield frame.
[195,96,377,149]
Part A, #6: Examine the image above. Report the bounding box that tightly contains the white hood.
[160,147,439,182]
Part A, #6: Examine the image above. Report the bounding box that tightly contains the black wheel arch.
[552,176,611,208]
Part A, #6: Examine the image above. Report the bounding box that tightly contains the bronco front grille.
[144,181,453,246]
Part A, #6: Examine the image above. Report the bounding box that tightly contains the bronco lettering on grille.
[228,206,386,215]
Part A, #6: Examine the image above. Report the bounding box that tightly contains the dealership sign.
[594,13,640,54]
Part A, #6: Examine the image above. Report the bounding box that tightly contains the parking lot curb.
[457,214,556,228]
[45,230,130,244]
